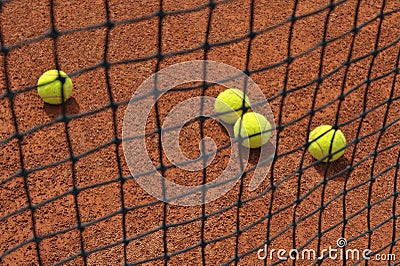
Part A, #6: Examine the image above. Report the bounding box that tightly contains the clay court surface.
[1,0,399,265]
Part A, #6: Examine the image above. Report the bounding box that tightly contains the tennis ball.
[308,125,346,162]
[234,112,271,148]
[37,69,73,105]
[214,88,251,124]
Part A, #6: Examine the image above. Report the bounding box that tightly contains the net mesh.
[0,0,399,265]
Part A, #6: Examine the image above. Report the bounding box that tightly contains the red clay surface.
[1,0,399,265]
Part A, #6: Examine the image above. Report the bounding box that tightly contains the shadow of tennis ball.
[314,156,352,181]
[44,97,80,119]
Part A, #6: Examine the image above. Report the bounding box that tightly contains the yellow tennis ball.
[308,125,346,162]
[37,69,73,105]
[234,112,271,148]
[214,88,251,124]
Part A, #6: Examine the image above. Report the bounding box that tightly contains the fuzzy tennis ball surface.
[37,69,73,105]
[234,112,271,148]
[308,125,346,162]
[214,88,251,124]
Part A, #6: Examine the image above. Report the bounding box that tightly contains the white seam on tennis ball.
[315,140,324,160]
[336,131,346,157]
[340,132,346,149]
[327,130,337,160]
[231,89,249,104]
[312,127,328,160]
[263,120,270,142]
